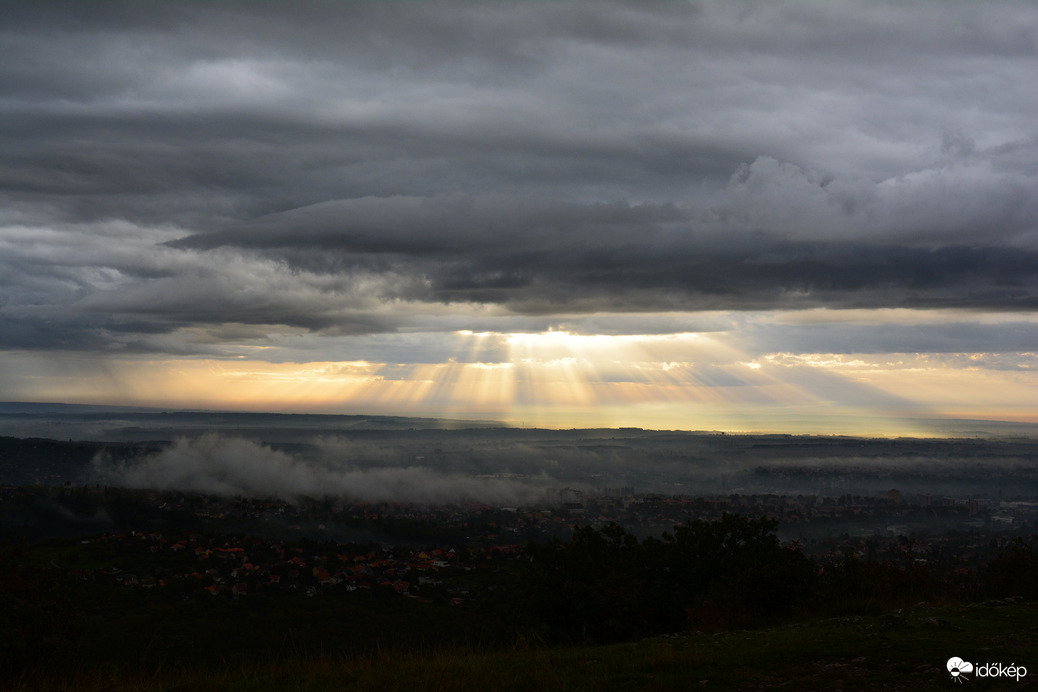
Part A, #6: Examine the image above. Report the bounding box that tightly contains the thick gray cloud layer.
[2,1,1037,354]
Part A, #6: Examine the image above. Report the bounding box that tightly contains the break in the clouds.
[1,1,1037,430]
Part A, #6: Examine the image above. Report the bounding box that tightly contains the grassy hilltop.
[9,599,1036,691]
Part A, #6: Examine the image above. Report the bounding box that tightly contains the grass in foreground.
[11,599,1037,691]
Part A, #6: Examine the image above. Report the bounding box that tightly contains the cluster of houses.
[80,530,524,603]
[15,480,1037,609]
[145,487,1035,547]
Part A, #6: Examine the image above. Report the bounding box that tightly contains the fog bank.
[92,434,552,504]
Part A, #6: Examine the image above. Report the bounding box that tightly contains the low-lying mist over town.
[4,405,1036,508]
[76,429,1038,504]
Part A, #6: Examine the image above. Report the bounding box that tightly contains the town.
[3,431,1037,688]
[6,481,1036,607]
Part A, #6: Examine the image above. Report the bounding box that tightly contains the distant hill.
[0,402,509,442]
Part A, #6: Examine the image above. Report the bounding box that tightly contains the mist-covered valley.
[2,404,1036,505]
[3,405,1037,687]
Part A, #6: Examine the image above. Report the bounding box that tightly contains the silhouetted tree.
[984,538,1038,599]
[521,515,816,642]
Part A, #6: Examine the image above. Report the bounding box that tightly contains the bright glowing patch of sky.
[2,313,1035,435]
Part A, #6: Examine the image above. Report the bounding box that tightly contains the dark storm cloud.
[175,192,1038,312]
[1,1,1037,354]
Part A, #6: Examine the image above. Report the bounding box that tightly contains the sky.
[1,1,1036,435]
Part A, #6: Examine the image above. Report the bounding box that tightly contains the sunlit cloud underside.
[6,326,1035,436]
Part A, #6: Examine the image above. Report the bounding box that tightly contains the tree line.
[517,514,1038,643]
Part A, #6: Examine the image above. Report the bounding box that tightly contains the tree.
[521,515,816,642]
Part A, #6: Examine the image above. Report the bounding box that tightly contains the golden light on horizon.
[0,327,1034,434]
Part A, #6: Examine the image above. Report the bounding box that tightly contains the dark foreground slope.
[8,599,1037,691]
